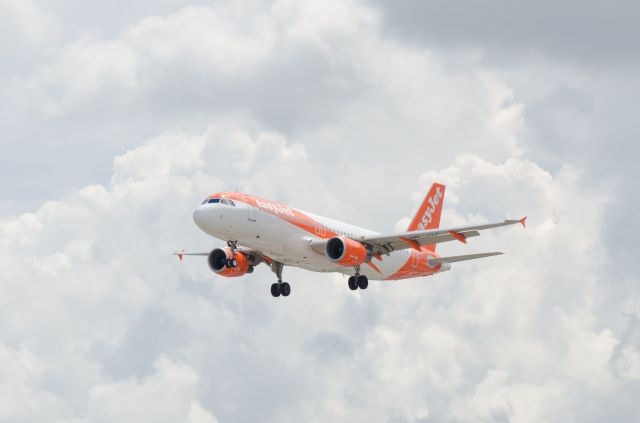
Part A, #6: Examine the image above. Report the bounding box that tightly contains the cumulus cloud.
[1,0,639,422]
[0,0,60,49]
[88,356,218,423]
[1,121,638,421]
[2,0,525,204]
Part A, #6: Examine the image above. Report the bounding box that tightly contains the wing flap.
[382,230,480,250]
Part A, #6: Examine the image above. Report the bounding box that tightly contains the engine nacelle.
[207,247,252,277]
[325,236,369,267]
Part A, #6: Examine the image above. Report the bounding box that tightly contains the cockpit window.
[228,199,235,206]
[207,198,220,204]
[221,199,229,205]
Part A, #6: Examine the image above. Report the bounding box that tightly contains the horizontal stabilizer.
[430,252,503,264]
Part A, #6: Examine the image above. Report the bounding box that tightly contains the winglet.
[173,250,184,262]
[519,216,527,228]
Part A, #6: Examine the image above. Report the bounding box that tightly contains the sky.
[1,0,639,422]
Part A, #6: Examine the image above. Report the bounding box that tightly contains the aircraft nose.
[193,206,206,230]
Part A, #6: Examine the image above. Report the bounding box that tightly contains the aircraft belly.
[231,211,428,281]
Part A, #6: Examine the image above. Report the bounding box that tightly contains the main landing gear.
[226,240,238,268]
[348,265,368,291]
[270,261,291,298]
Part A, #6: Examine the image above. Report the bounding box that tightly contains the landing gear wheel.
[348,276,358,290]
[357,275,368,289]
[280,282,291,296]
[226,258,237,268]
[271,283,281,297]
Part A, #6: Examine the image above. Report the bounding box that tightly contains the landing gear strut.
[348,265,368,291]
[270,261,291,298]
[226,240,238,268]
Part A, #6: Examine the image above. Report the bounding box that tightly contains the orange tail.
[407,183,445,252]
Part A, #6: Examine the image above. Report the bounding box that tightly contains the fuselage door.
[247,205,257,222]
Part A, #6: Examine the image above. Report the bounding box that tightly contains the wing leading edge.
[173,248,272,266]
[358,217,526,255]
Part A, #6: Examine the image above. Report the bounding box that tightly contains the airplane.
[175,183,526,298]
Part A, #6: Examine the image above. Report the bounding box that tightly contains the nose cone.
[193,206,206,231]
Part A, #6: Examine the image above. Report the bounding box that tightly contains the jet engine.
[325,236,369,267]
[207,247,253,277]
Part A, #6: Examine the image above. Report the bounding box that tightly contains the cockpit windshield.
[201,198,235,206]
[200,197,236,207]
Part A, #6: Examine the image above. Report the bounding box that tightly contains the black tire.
[357,275,368,289]
[348,276,358,290]
[271,283,280,297]
[280,282,291,297]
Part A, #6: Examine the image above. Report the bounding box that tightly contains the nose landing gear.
[226,240,238,268]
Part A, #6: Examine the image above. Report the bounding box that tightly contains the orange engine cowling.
[325,236,369,267]
[207,248,252,277]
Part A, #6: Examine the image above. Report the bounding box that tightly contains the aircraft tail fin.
[407,182,445,252]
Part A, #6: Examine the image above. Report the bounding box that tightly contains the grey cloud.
[370,0,640,65]
[367,0,640,289]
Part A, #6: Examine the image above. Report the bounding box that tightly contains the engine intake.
[325,236,369,267]
[207,247,252,277]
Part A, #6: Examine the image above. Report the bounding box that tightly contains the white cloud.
[1,1,638,422]
[88,356,218,423]
[1,121,636,421]
[0,0,60,48]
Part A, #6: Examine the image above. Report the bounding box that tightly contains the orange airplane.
[176,183,526,297]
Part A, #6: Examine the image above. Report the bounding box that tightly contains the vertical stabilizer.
[406,183,445,251]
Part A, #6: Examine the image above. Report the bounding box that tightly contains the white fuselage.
[193,194,445,280]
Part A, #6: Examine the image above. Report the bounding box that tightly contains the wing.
[430,251,503,264]
[359,216,526,256]
[173,248,273,266]
[172,250,208,261]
